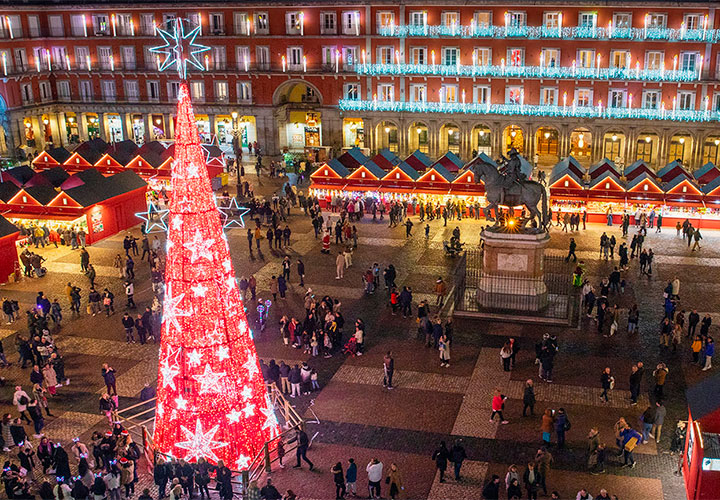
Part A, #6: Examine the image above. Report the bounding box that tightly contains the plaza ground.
[0,174,713,499]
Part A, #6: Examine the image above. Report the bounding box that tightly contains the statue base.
[477,230,550,312]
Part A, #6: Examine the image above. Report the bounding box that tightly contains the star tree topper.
[150,17,210,79]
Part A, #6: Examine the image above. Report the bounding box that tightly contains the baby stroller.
[343,336,358,356]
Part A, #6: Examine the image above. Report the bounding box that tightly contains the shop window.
[702,138,720,165]
[668,140,685,162]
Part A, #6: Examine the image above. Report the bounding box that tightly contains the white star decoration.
[235,455,251,470]
[217,197,251,230]
[187,349,202,367]
[163,285,190,333]
[135,202,170,233]
[243,351,259,379]
[160,360,181,390]
[187,162,201,179]
[222,260,232,273]
[241,403,256,418]
[184,231,214,264]
[191,283,208,297]
[157,402,164,416]
[175,395,188,410]
[241,387,253,400]
[216,345,230,361]
[226,409,242,423]
[192,365,226,394]
[260,405,279,438]
[175,419,229,463]
[171,216,183,231]
[207,319,225,344]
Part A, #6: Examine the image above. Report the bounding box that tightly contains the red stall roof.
[694,162,720,185]
[588,158,621,180]
[624,160,656,182]
[657,160,692,184]
[404,150,433,172]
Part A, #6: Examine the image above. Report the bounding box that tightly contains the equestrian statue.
[467,148,549,232]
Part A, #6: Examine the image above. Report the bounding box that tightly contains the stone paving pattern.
[0,170,712,500]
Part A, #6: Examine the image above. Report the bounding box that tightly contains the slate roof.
[694,162,720,185]
[323,159,351,178]
[404,150,433,171]
[0,214,19,239]
[45,147,72,164]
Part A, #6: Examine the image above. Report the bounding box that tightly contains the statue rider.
[498,147,526,208]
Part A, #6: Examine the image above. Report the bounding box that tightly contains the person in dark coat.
[9,418,27,447]
[154,456,170,499]
[523,379,536,417]
[53,444,72,480]
[481,474,500,500]
[290,429,313,469]
[450,439,467,481]
[215,460,233,500]
[432,441,450,483]
[522,462,543,500]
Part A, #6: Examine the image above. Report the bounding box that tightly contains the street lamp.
[611,134,618,142]
[384,126,390,133]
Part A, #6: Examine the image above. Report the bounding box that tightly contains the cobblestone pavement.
[0,172,711,500]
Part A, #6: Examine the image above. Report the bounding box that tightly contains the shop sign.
[91,209,104,233]
[306,112,320,127]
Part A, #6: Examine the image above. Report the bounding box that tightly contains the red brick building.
[0,0,719,169]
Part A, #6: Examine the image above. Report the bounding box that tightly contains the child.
[311,369,320,391]
[310,335,319,357]
[276,438,285,469]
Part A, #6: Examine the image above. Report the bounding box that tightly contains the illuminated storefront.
[86,113,100,139]
[343,118,364,149]
[107,114,123,143]
[131,114,145,144]
[65,113,79,144]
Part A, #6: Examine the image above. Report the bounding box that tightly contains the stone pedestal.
[477,230,550,312]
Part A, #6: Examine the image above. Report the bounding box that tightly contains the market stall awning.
[588,158,621,181]
[311,159,350,180]
[63,151,94,170]
[347,159,386,181]
[694,162,720,186]
[657,160,692,184]
[377,185,416,194]
[431,151,464,173]
[335,146,368,171]
[550,157,587,185]
[404,150,433,172]
[624,159,656,182]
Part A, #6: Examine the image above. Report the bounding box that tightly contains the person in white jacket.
[12,386,32,424]
[366,458,383,500]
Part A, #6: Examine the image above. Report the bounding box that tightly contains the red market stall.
[432,151,464,173]
[0,215,20,284]
[404,149,433,173]
[694,163,720,185]
[371,148,404,171]
[684,373,720,500]
[549,157,588,214]
[586,171,627,223]
[624,159,656,182]
[658,160,693,183]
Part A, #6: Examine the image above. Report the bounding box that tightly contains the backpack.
[18,395,29,405]
[564,419,571,431]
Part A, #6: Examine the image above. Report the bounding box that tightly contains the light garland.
[153,81,278,468]
[338,99,720,123]
[357,62,699,83]
[378,24,720,43]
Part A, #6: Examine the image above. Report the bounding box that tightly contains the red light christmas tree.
[153,81,278,470]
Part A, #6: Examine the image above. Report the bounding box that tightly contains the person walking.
[653,363,669,399]
[522,379,536,417]
[335,252,345,279]
[434,278,447,307]
[331,462,346,500]
[600,367,613,403]
[366,458,383,500]
[431,441,450,483]
[490,389,509,424]
[385,463,405,499]
[703,337,715,371]
[450,439,467,482]
[439,332,451,367]
[345,458,357,497]
[290,429,313,470]
[382,351,395,389]
[565,238,577,262]
[522,462,542,500]
[102,363,117,396]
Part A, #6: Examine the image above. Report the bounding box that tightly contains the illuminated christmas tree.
[153,79,278,469]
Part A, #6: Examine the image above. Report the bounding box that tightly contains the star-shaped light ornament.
[150,17,210,79]
[241,403,256,418]
[162,286,191,334]
[226,409,242,423]
[260,405,280,438]
[175,395,188,410]
[236,455,251,470]
[243,351,259,379]
[240,386,253,400]
[135,202,170,233]
[175,419,230,463]
[217,197,251,230]
[192,365,226,394]
[191,283,208,297]
[184,230,215,264]
[216,345,230,361]
[187,349,203,367]
[160,360,181,390]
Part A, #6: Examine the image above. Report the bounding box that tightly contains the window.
[14,48,27,71]
[544,12,561,29]
[410,47,426,65]
[28,16,41,37]
[642,90,660,109]
[237,82,252,102]
[70,15,86,36]
[507,48,524,66]
[148,80,161,101]
[162,14,175,31]
[101,80,116,101]
[645,51,664,70]
[343,46,358,69]
[613,13,632,29]
[116,14,133,36]
[286,12,302,35]
[234,13,250,35]
[235,46,249,70]
[378,83,394,101]
[287,47,303,70]
[507,11,526,27]
[541,48,559,67]
[541,87,558,105]
[255,12,269,34]
[321,46,337,68]
[377,11,395,31]
[506,86,523,104]
[636,140,653,162]
[121,47,135,70]
[474,48,491,66]
[210,13,224,34]
[125,80,139,102]
[575,88,593,107]
[677,91,695,110]
[215,81,228,102]
[441,84,458,103]
[474,11,492,28]
[209,47,225,70]
[344,83,359,100]
[33,47,48,71]
[39,81,52,101]
[442,47,459,66]
[93,14,110,35]
[3,15,22,38]
[342,11,359,35]
[48,15,64,37]
[57,80,71,99]
[409,11,427,28]
[79,80,92,102]
[51,47,68,70]
[578,49,595,68]
[167,81,179,100]
[409,84,426,102]
[473,85,490,104]
[609,89,627,108]
[256,46,270,70]
[98,46,113,70]
[140,14,155,35]
[610,50,630,69]
[714,93,720,112]
[441,12,459,28]
[20,83,33,104]
[75,46,90,70]
[579,12,597,28]
[684,14,701,30]
[321,12,336,34]
[378,46,393,65]
[680,52,698,71]
[647,13,667,28]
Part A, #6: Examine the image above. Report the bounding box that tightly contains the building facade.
[0,0,719,169]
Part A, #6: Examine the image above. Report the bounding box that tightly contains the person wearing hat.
[120,456,135,499]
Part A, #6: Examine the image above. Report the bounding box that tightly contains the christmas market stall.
[694,162,720,185]
[683,373,720,500]
[549,156,588,215]
[0,214,20,284]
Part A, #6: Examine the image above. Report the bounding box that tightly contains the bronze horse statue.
[467,156,549,231]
